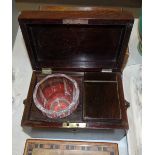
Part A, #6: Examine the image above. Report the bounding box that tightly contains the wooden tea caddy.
[19,9,133,139]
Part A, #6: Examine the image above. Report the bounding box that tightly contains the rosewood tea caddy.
[19,9,133,140]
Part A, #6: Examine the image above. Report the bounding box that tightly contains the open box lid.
[19,10,133,72]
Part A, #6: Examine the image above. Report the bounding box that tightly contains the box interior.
[83,72,121,122]
[23,71,125,128]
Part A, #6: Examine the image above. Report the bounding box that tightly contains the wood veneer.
[19,9,133,140]
[22,71,128,130]
[19,10,133,72]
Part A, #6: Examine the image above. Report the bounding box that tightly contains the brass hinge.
[62,123,86,128]
[41,68,52,74]
[101,69,112,73]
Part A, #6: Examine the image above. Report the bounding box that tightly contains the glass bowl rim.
[33,73,80,116]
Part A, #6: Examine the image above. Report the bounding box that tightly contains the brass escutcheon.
[62,122,86,128]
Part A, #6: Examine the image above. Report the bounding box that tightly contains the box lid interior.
[19,10,133,72]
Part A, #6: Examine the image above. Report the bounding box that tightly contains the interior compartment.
[22,71,127,129]
[25,71,84,123]
[83,72,122,122]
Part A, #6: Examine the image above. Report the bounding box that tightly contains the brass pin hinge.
[41,68,52,74]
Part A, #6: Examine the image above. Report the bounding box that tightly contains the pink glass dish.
[33,74,79,118]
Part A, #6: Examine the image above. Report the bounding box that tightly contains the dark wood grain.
[19,9,132,140]
[18,10,133,72]
[17,0,141,8]
[22,71,128,130]
[39,6,123,12]
[19,10,133,20]
[83,73,121,122]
